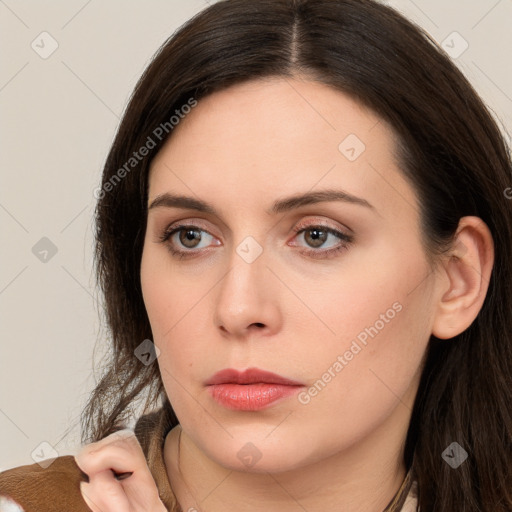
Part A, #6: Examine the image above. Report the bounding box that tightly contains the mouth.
[204,367,305,411]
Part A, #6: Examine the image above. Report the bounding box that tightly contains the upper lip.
[205,367,304,386]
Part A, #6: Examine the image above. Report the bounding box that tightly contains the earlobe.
[431,216,494,340]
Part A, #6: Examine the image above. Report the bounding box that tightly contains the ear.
[432,216,494,340]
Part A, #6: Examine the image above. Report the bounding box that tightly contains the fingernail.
[79,469,90,483]
[113,470,133,481]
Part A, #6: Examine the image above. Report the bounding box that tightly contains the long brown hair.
[81,1,512,510]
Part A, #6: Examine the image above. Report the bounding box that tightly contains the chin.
[195,429,319,474]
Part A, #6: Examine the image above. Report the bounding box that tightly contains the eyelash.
[158,222,354,260]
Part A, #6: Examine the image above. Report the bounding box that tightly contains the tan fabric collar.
[134,404,178,511]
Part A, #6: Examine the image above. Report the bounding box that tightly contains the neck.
[164,410,410,512]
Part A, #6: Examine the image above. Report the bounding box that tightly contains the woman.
[1,0,511,511]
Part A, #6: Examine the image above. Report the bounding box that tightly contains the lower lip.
[207,383,303,411]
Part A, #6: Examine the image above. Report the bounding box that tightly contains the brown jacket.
[0,406,418,512]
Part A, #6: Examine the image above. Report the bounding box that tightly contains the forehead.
[148,77,418,221]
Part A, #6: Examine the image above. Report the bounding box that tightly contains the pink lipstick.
[205,367,304,411]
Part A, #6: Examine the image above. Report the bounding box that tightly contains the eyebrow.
[148,189,375,215]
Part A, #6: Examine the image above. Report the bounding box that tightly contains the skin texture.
[77,77,494,512]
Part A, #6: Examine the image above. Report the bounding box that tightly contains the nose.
[213,243,282,339]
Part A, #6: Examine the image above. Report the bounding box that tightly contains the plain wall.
[1,0,511,471]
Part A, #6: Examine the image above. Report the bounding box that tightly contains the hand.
[75,429,167,512]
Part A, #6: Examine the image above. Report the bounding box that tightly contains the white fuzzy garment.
[0,495,25,512]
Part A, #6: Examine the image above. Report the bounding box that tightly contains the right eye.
[159,224,221,259]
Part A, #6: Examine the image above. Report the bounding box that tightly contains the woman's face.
[140,77,442,472]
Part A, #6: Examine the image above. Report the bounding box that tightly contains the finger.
[75,431,166,511]
[80,481,103,512]
[118,472,168,512]
[75,430,147,478]
[80,469,131,512]
[80,466,166,512]
[76,447,148,489]
[78,429,138,458]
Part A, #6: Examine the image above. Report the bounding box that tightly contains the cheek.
[293,245,433,409]
[140,244,213,340]
[140,245,214,387]
[295,263,432,442]
[141,260,202,424]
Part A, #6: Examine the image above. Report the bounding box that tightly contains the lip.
[205,368,305,411]
[205,367,304,386]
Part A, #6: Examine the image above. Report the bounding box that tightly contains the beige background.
[1,0,511,471]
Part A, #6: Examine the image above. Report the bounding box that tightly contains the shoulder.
[0,455,90,512]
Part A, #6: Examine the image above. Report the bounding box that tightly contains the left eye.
[292,226,351,250]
